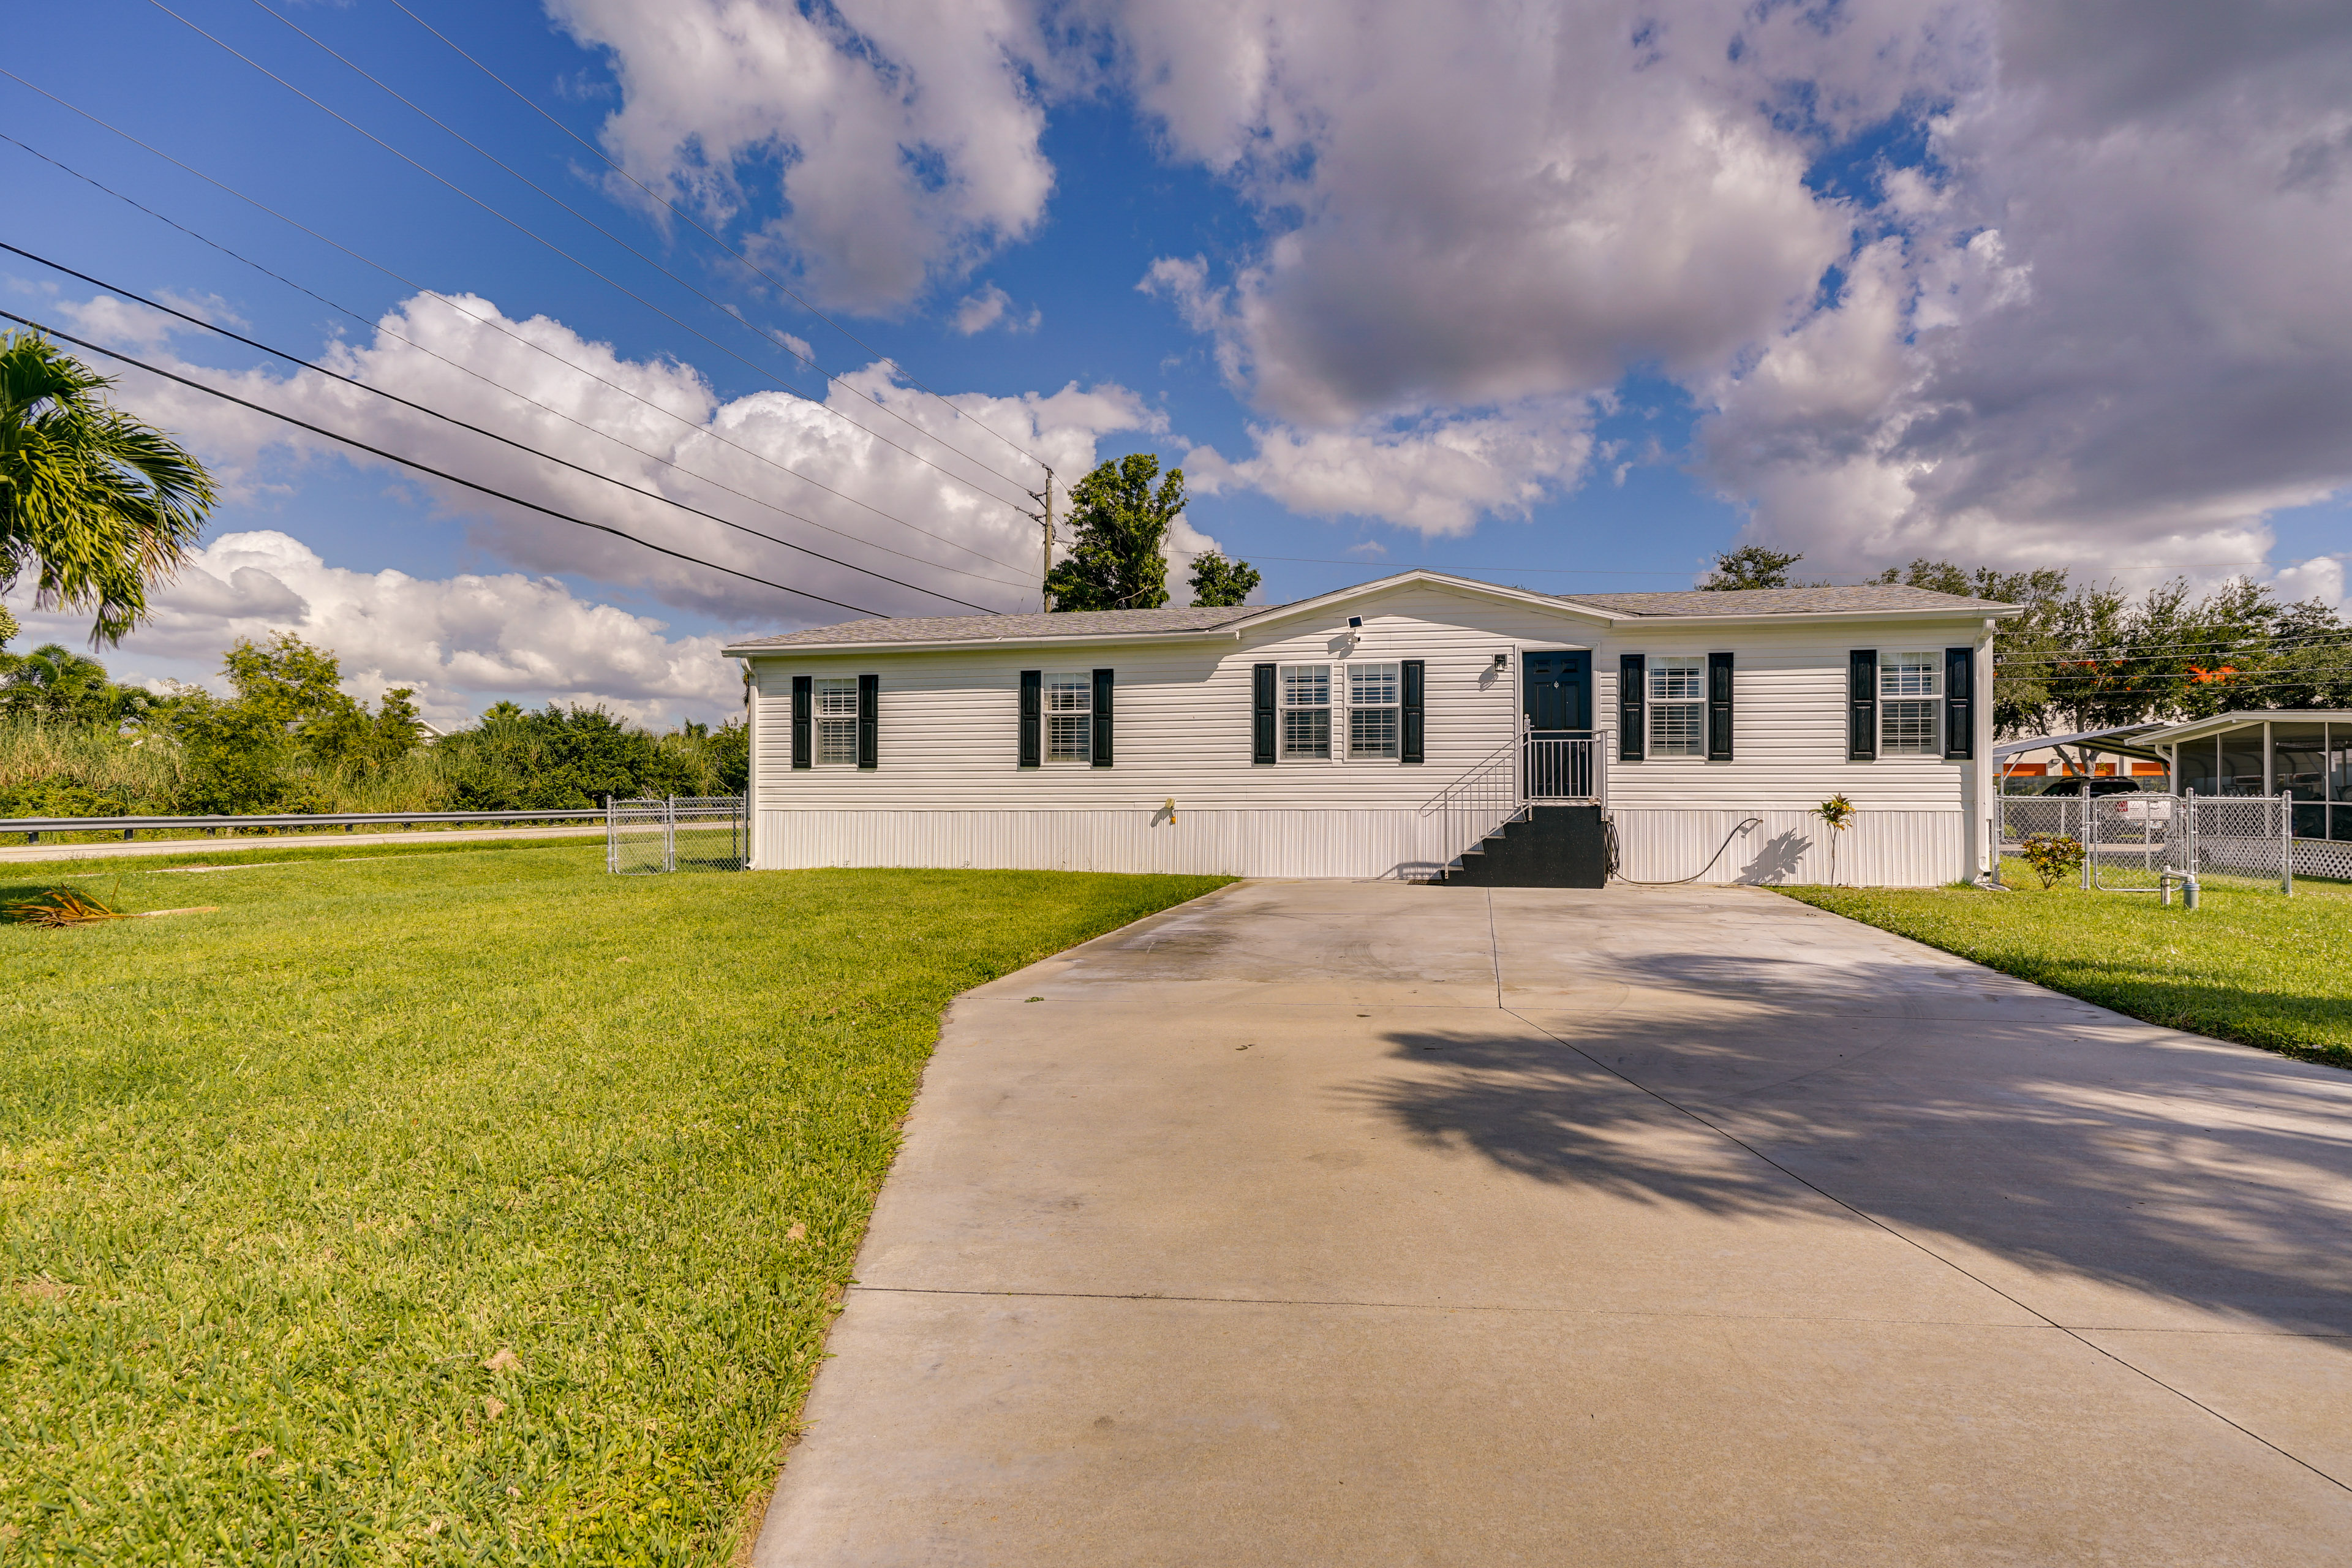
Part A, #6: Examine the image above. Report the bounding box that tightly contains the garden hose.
[1605,814,1766,886]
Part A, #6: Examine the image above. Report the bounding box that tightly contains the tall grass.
[0,718,187,812]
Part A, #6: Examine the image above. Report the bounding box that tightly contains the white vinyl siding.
[1880,651,1942,756]
[814,676,858,764]
[1348,662,1401,759]
[1648,656,1705,757]
[749,584,1985,826]
[1281,665,1331,759]
[1045,675,1091,761]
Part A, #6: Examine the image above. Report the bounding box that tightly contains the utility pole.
[1026,466,1055,612]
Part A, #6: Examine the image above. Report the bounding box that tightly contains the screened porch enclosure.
[2166,715,2352,843]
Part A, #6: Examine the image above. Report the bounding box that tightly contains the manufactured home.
[723,571,2020,886]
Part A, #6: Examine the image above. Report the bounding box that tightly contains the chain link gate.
[606,796,747,874]
[1999,791,2299,895]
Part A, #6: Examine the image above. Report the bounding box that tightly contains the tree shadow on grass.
[1349,947,2352,1336]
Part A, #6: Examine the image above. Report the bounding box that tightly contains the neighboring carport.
[755,880,2352,1566]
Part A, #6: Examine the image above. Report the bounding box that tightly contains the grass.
[0,842,1228,1563]
[1776,859,2352,1068]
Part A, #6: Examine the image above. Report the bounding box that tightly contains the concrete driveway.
[753,880,2352,1566]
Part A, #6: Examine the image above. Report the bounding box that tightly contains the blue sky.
[6,0,2348,725]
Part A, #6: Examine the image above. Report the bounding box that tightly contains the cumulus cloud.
[1185,404,1593,537]
[1699,3,2352,587]
[951,282,1039,334]
[5,531,741,728]
[546,0,1054,312]
[72,288,1159,627]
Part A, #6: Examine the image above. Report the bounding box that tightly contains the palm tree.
[1,331,215,646]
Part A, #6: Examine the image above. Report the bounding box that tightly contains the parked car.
[2036,777,2157,797]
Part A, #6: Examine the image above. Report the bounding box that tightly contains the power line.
[381,0,1053,476]
[0,134,1032,596]
[0,242,1006,614]
[238,0,1041,511]
[149,0,1037,525]
[1,309,885,618]
[1994,633,2352,670]
[0,83,1042,579]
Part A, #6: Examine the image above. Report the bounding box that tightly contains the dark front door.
[1523,650,1593,799]
[1522,650,1591,733]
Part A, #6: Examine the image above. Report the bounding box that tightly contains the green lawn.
[1777,862,2352,1068]
[0,843,1226,1564]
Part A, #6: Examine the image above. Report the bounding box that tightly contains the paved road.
[0,823,606,864]
[755,880,2352,1566]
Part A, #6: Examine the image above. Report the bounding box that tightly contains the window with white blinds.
[1281,665,1331,758]
[1648,656,1705,756]
[1348,662,1401,758]
[1045,675,1091,761]
[1880,651,1942,755]
[814,676,858,764]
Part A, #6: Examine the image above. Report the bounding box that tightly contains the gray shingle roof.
[1564,585,2015,617]
[727,578,2016,650]
[728,603,1262,649]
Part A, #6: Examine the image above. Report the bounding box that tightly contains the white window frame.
[1044,674,1092,763]
[1880,650,1942,756]
[1280,663,1333,761]
[1648,655,1705,758]
[813,676,859,766]
[1346,660,1402,761]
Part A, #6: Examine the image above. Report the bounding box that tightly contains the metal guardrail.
[2,807,608,843]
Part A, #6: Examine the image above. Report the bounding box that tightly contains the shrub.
[2021,833,2086,889]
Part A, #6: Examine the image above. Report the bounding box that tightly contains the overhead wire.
[380,0,1054,476]
[0,141,1032,595]
[0,85,1042,578]
[0,242,1006,613]
[148,0,1038,525]
[236,0,1042,511]
[0,309,886,616]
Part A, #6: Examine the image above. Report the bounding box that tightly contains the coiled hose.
[1604,814,1766,886]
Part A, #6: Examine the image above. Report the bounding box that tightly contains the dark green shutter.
[1848,650,1877,761]
[856,673,879,769]
[1400,660,1425,764]
[1253,663,1276,764]
[1706,651,1734,761]
[1943,646,1974,760]
[1091,668,1114,767]
[791,675,812,770]
[1617,654,1646,761]
[1018,669,1041,768]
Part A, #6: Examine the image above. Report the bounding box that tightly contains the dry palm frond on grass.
[5,885,124,926]
[4,887,217,925]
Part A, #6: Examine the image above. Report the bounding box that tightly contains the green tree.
[0,639,164,726]
[1,331,216,645]
[1699,545,1806,590]
[1874,559,2071,736]
[1188,551,1261,608]
[1045,454,1184,611]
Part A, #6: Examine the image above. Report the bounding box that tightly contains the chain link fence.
[1996,791,2345,892]
[606,796,747,874]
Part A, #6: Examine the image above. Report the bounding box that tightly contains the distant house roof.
[722,571,2016,655]
[1566,585,2018,617]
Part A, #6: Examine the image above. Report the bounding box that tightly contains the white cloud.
[1184,404,1593,537]
[546,0,1055,312]
[6,531,740,728]
[73,288,1158,627]
[951,282,1039,334]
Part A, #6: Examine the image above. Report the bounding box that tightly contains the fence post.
[2078,794,2092,890]
[664,795,677,874]
[2282,790,2294,897]
[605,795,615,874]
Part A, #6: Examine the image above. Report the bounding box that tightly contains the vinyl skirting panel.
[754,807,1973,886]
